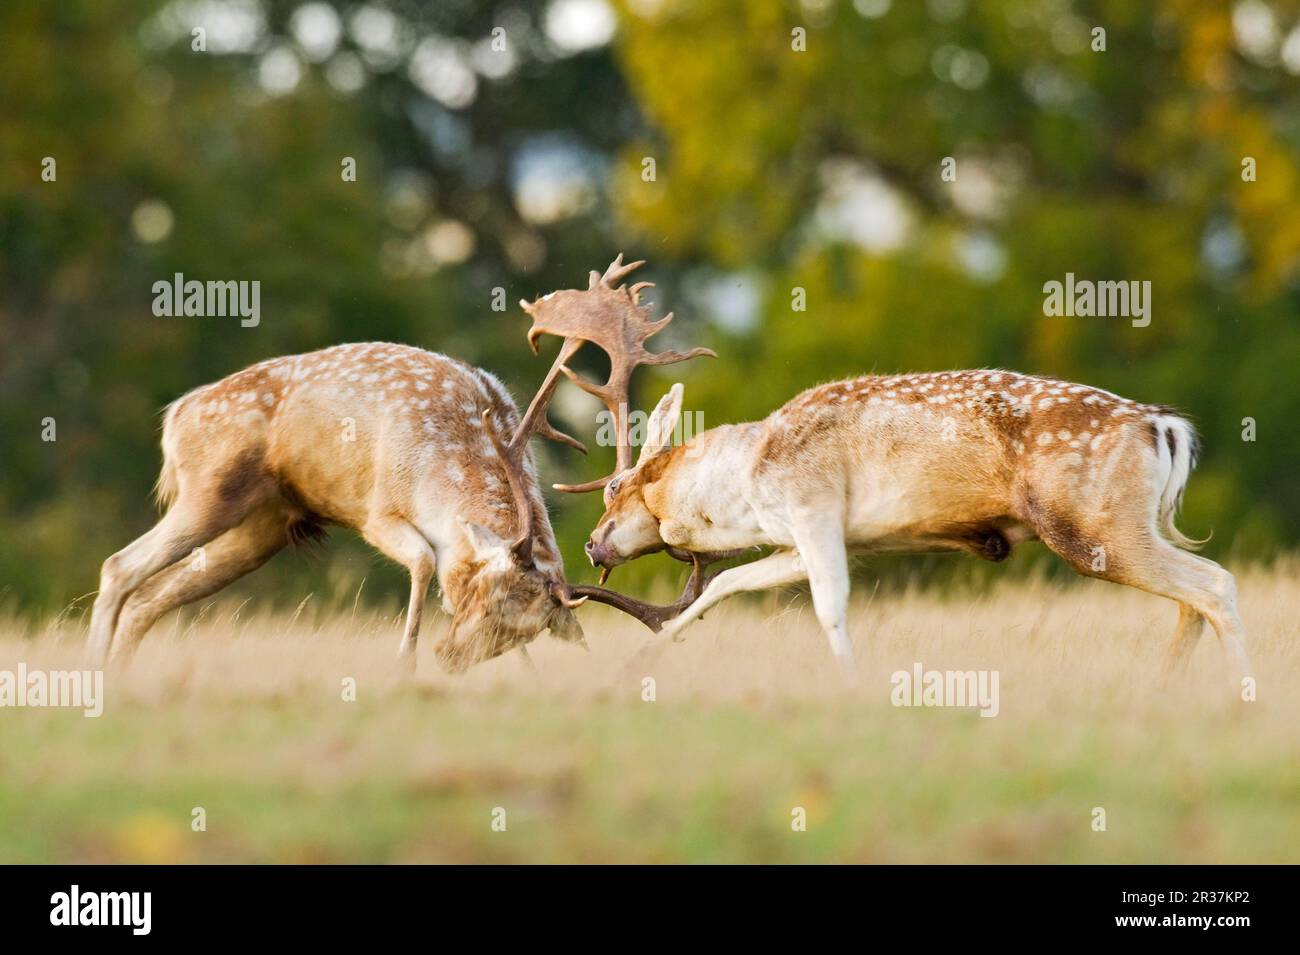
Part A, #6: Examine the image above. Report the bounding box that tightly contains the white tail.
[1150,413,1204,550]
[585,370,1251,683]
[151,399,183,510]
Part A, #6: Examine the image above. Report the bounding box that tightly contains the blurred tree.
[0,0,661,610]
[1,0,1297,615]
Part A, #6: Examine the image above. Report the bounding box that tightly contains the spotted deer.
[585,372,1252,682]
[87,257,715,670]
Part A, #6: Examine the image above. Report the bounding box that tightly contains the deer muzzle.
[584,522,620,568]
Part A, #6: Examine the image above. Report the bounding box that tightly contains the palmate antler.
[492,254,722,630]
[517,253,716,492]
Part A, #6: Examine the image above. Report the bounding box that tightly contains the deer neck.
[644,424,765,551]
[436,544,480,611]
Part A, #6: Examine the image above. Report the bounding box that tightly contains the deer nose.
[585,523,615,566]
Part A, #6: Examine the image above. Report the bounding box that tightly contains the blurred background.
[2,0,1298,615]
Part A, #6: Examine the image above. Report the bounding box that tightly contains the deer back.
[161,342,563,577]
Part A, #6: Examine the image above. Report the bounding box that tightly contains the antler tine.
[641,345,718,366]
[557,362,618,403]
[534,418,587,454]
[599,253,645,289]
[628,281,655,304]
[551,475,611,494]
[549,580,588,608]
[639,310,675,340]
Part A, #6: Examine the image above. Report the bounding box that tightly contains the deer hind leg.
[112,500,292,660]
[360,516,436,658]
[659,549,807,642]
[1125,549,1249,684]
[1166,603,1205,672]
[1028,510,1250,684]
[87,474,276,666]
[1158,550,1251,683]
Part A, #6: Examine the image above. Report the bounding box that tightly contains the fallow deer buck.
[87,255,716,670]
[584,373,1253,683]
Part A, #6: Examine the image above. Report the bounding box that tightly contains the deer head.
[435,491,587,673]
[584,383,687,571]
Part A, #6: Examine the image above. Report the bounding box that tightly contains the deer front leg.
[360,517,436,660]
[399,561,435,658]
[788,514,855,673]
[659,550,807,642]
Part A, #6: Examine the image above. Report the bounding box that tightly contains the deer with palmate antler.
[87,255,716,670]
[584,372,1254,685]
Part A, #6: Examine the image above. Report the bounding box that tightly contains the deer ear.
[461,521,510,564]
[636,383,684,468]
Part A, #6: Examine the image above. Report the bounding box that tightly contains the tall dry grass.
[1,559,1297,862]
[13,559,1294,707]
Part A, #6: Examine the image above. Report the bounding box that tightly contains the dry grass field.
[1,561,1298,864]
